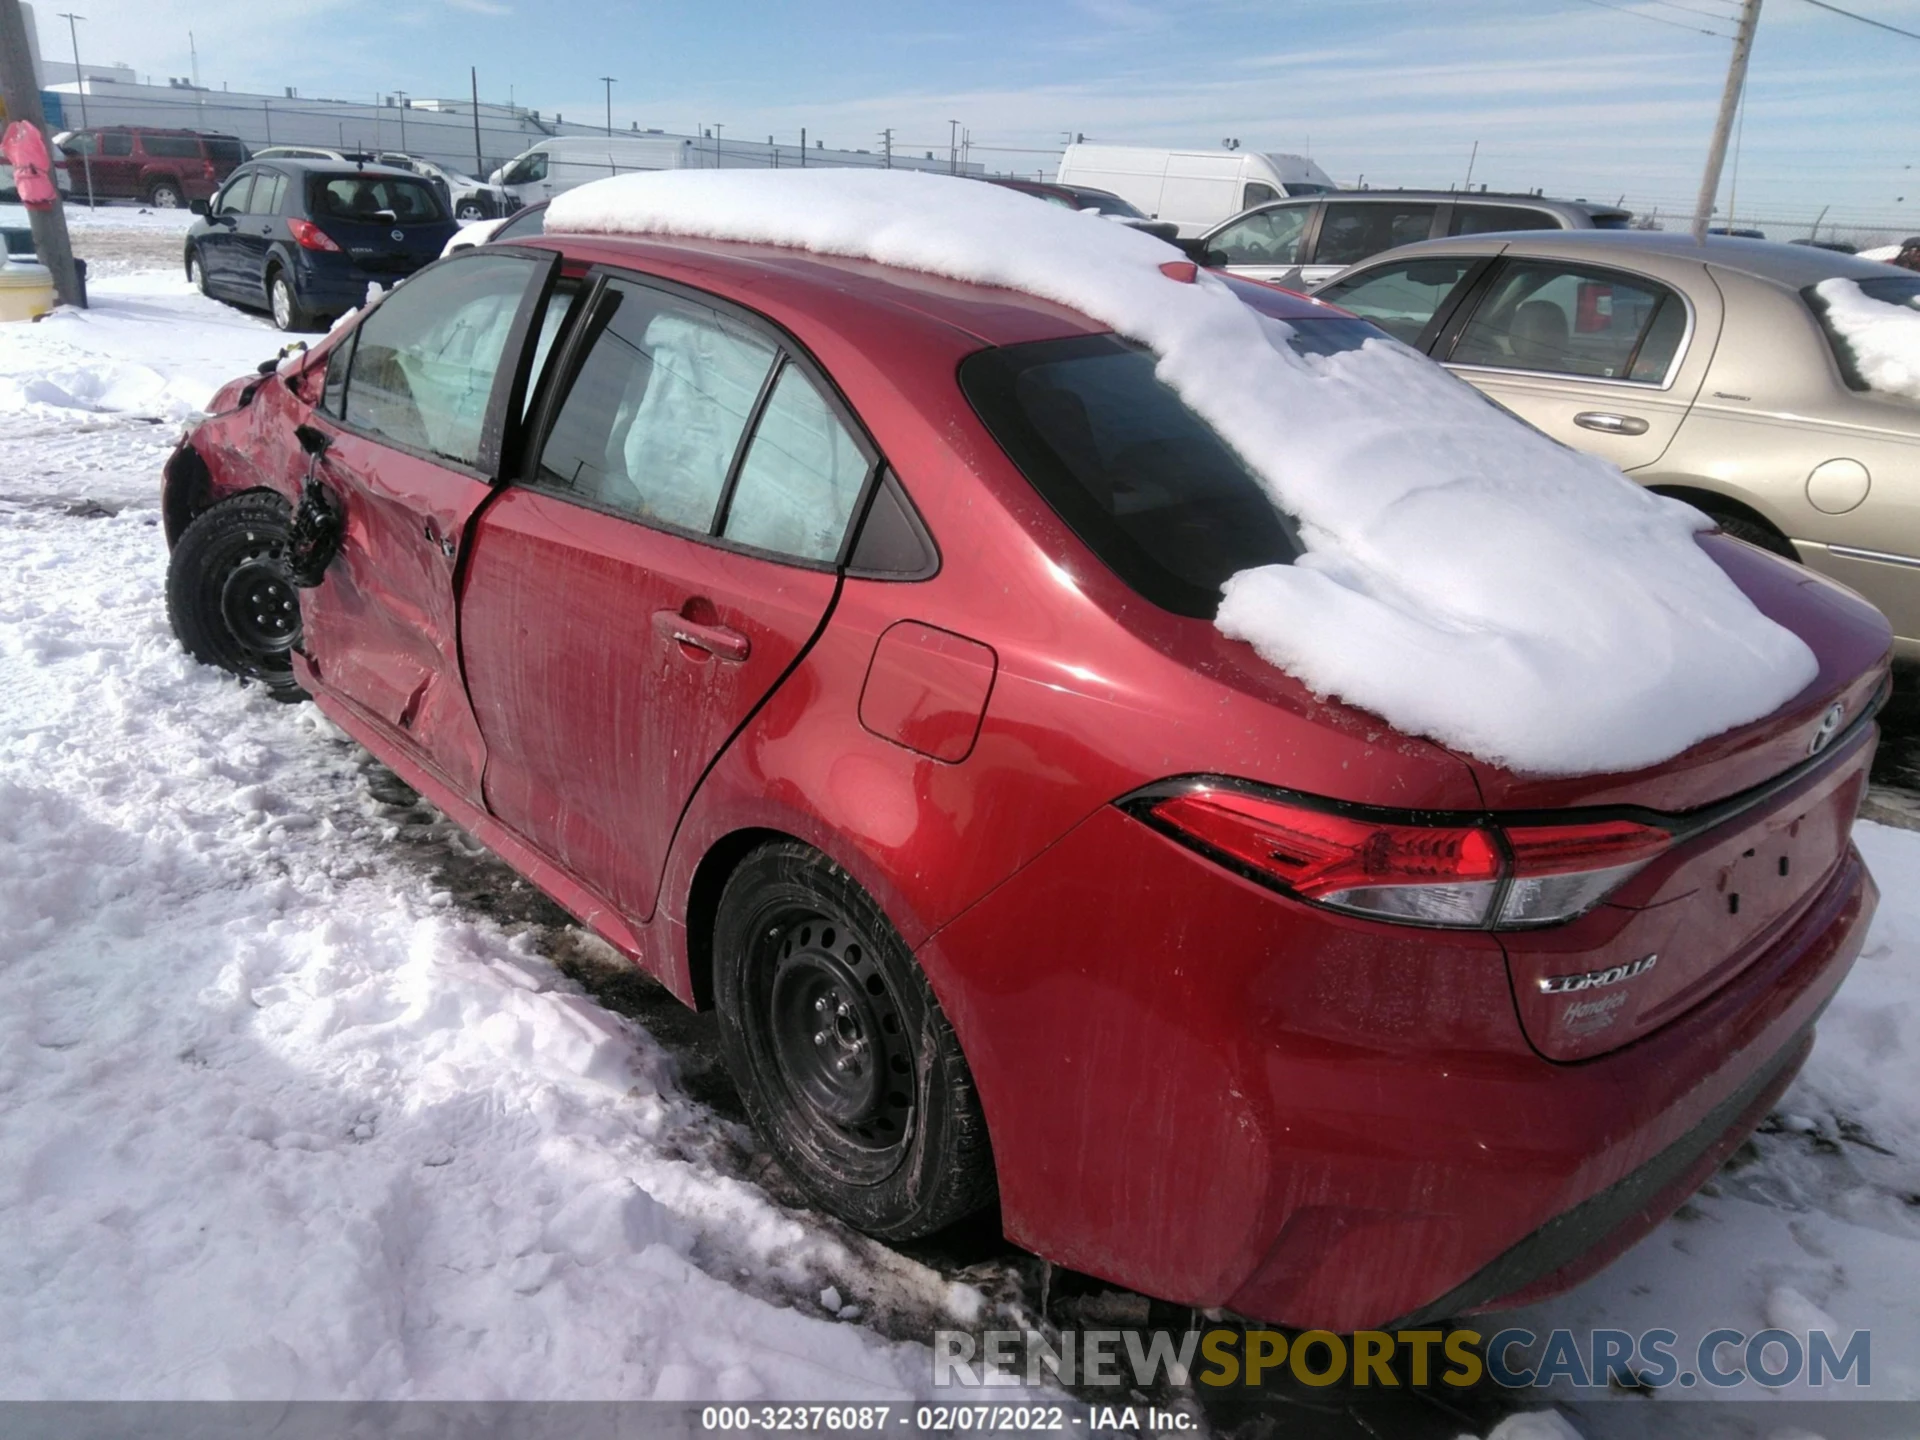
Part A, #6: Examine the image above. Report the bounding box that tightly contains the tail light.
[1130,784,1671,930]
[287,218,342,253]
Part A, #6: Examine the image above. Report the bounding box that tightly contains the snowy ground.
[1,212,1917,1432]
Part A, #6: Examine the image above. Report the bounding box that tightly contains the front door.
[233,169,287,297]
[299,246,559,801]
[198,171,252,293]
[461,271,876,921]
[1204,202,1317,290]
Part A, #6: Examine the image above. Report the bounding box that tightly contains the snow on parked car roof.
[546,169,1817,777]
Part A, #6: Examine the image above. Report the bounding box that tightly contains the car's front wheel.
[455,199,487,222]
[186,247,210,296]
[713,842,996,1240]
[165,491,307,700]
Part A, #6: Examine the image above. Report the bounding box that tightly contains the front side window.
[1206,206,1313,268]
[1312,201,1439,267]
[721,365,870,562]
[343,252,540,465]
[1316,257,1478,346]
[312,175,446,224]
[1450,205,1556,237]
[500,152,548,185]
[1243,182,1280,208]
[99,131,132,158]
[535,279,776,531]
[1448,260,1684,382]
[59,131,97,156]
[245,173,286,215]
[960,334,1302,617]
[213,173,253,216]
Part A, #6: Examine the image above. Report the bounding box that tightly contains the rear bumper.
[923,806,1876,1332]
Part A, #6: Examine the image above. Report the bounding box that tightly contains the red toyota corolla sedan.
[161,230,1890,1332]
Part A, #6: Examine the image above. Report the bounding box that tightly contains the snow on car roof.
[547,169,1816,777]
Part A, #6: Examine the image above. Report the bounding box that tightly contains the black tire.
[147,178,183,209]
[1708,510,1799,561]
[267,266,316,332]
[714,842,996,1240]
[186,246,210,296]
[165,491,308,701]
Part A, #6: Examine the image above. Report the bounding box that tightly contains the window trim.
[513,260,914,576]
[1436,255,1697,392]
[321,245,563,480]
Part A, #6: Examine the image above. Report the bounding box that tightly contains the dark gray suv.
[1187,190,1632,290]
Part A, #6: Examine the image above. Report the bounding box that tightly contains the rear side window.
[143,135,202,160]
[534,278,776,532]
[960,334,1302,617]
[1450,205,1557,237]
[312,175,446,224]
[720,364,871,562]
[343,252,540,465]
[1313,202,1439,267]
[245,173,286,215]
[1448,260,1685,382]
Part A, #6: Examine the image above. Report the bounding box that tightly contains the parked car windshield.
[311,175,447,225]
[1808,274,1920,397]
[961,333,1310,616]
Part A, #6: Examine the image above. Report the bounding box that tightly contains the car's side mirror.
[189,197,210,217]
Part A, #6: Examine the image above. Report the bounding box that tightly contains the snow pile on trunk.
[549,169,1815,776]
[1815,275,1920,401]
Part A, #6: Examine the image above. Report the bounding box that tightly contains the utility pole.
[1463,139,1478,193]
[471,67,484,178]
[799,126,806,166]
[187,28,198,88]
[56,11,92,206]
[948,119,958,175]
[599,76,615,137]
[880,127,892,168]
[714,122,723,167]
[394,90,408,153]
[0,0,83,304]
[1691,0,1763,243]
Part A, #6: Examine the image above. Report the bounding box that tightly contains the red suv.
[159,231,1888,1331]
[55,126,245,208]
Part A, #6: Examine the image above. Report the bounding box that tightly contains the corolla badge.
[391,228,406,243]
[1539,953,1658,995]
[1809,701,1846,756]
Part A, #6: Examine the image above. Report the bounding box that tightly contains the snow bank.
[1814,275,1920,401]
[549,170,1815,776]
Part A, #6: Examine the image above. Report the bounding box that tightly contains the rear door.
[1301,198,1443,287]
[460,269,877,922]
[300,247,559,800]
[1436,255,1712,470]
[93,129,137,198]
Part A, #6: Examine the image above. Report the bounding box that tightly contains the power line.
[1566,0,1734,37]
[1645,0,1744,20]
[1798,0,1920,41]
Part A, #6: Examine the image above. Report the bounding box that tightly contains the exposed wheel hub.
[219,553,300,655]
[766,918,913,1148]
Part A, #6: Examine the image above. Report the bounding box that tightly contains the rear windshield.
[1590,212,1633,230]
[310,175,447,225]
[962,332,1344,615]
[1807,274,1920,395]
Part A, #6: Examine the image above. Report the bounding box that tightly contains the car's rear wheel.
[147,179,183,209]
[713,842,996,1240]
[165,491,307,701]
[267,267,313,332]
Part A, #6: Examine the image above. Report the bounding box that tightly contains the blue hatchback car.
[185,159,457,331]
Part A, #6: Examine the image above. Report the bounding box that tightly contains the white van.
[492,135,696,210]
[1054,145,1337,237]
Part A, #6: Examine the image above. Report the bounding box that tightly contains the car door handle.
[653,609,750,662]
[1574,411,1650,436]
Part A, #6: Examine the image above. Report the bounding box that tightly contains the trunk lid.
[307,172,457,276]
[1477,534,1892,1060]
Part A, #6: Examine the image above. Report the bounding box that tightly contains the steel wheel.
[165,491,308,700]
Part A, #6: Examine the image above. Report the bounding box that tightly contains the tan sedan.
[1315,231,1920,659]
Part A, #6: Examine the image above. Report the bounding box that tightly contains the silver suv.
[1188,190,1632,290]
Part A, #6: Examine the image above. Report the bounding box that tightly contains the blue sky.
[38,0,1920,237]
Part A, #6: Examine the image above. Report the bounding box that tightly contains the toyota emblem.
[1809,701,1846,755]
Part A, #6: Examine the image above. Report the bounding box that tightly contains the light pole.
[393,90,409,155]
[599,76,615,136]
[56,10,93,206]
[948,119,958,175]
